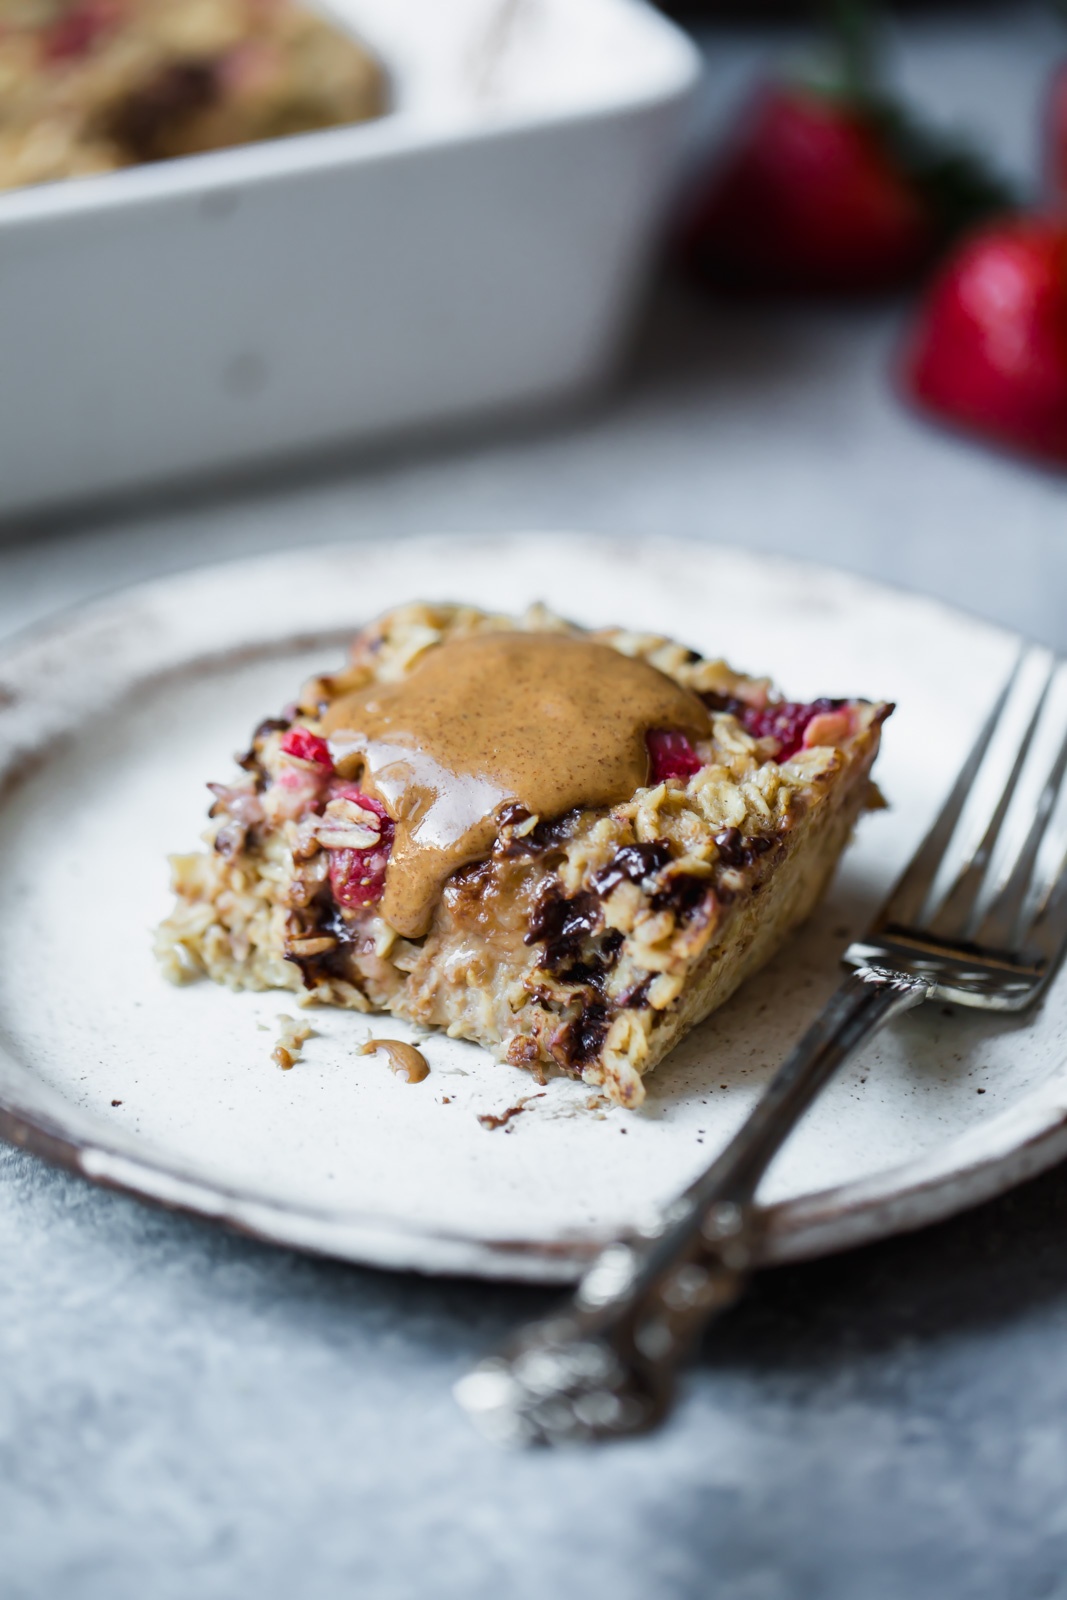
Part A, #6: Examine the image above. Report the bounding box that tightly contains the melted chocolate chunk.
[446,859,494,905]
[556,928,624,990]
[700,691,747,716]
[526,885,630,989]
[501,808,581,857]
[284,896,365,989]
[285,945,343,990]
[651,872,715,921]
[713,827,775,870]
[553,1002,609,1069]
[526,887,600,949]
[592,841,672,897]
[105,59,219,162]
[615,975,653,1010]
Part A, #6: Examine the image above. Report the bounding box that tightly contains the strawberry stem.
[817,0,1019,243]
[821,0,881,102]
[870,99,1020,243]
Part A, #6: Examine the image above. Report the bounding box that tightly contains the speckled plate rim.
[0,531,1063,1285]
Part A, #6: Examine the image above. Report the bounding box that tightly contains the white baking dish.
[0,0,700,520]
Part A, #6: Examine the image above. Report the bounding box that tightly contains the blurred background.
[1,0,1064,651]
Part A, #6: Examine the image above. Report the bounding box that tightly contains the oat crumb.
[477,1093,545,1130]
[273,1013,314,1070]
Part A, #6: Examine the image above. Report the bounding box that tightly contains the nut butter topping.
[321,631,711,937]
[359,1039,430,1083]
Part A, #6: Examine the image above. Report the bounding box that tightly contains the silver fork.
[455,647,1067,1447]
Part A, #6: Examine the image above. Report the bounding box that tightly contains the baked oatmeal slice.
[156,603,892,1108]
[0,0,385,194]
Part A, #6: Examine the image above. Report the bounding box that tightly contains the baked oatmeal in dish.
[156,603,892,1108]
[0,0,385,194]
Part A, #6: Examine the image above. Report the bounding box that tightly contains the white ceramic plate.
[0,533,1062,1283]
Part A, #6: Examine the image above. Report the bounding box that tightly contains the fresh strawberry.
[679,0,1013,300]
[681,84,934,295]
[902,217,1067,464]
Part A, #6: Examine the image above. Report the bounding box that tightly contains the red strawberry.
[280,726,333,771]
[681,84,934,295]
[902,216,1067,464]
[43,0,120,62]
[323,787,394,909]
[329,843,392,910]
[739,697,844,762]
[647,729,703,784]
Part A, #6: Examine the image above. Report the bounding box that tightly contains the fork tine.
[973,698,1067,954]
[1019,844,1067,967]
[924,655,1055,943]
[879,652,1026,931]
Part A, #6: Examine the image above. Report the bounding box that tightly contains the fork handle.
[455,965,931,1447]
[683,964,932,1208]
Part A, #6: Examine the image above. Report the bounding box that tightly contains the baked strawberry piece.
[157,604,891,1108]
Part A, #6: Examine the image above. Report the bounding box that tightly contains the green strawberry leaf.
[809,0,1021,243]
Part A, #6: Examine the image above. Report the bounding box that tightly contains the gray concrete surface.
[3,7,1067,1597]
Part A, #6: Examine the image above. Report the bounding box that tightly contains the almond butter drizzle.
[359,1038,430,1082]
[322,631,710,938]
